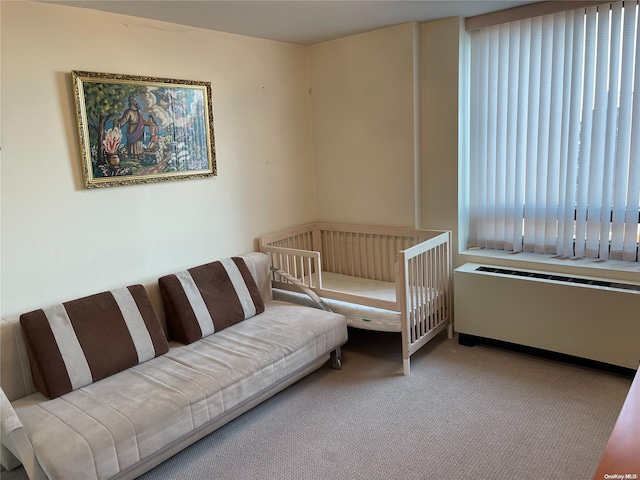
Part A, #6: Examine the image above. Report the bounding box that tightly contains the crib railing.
[258,223,316,251]
[260,222,445,294]
[397,231,452,374]
[264,245,323,290]
[259,222,453,375]
[316,223,445,283]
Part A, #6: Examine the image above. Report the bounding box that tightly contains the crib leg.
[403,358,410,376]
[447,323,454,339]
[330,347,342,370]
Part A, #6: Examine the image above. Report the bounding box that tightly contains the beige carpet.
[2,329,632,480]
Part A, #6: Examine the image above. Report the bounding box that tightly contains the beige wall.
[0,2,315,316]
[308,23,418,227]
[2,3,635,320]
[421,18,460,243]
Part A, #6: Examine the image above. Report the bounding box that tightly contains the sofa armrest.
[0,388,46,480]
[0,388,22,436]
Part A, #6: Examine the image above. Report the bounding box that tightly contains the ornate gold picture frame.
[71,71,216,188]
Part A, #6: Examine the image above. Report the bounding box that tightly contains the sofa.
[0,252,348,480]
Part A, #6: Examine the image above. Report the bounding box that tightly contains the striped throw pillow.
[159,257,265,344]
[20,285,169,399]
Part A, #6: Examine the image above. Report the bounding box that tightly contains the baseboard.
[457,333,637,378]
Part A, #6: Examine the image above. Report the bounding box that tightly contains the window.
[468,1,640,262]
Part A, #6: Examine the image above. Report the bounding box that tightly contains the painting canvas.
[72,71,216,188]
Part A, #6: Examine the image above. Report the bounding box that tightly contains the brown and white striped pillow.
[20,285,169,399]
[159,257,265,344]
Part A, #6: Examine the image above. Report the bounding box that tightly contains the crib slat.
[435,247,441,329]
[414,257,420,341]
[337,231,343,274]
[418,252,424,332]
[437,246,443,327]
[438,247,443,327]
[382,235,388,281]
[391,236,397,282]
[364,234,370,279]
[336,231,341,274]
[348,232,353,276]
[409,257,416,343]
[422,249,427,332]
[330,231,336,273]
[340,231,344,275]
[416,257,421,341]
[377,235,383,281]
[422,253,427,336]
[359,234,364,279]
[430,247,435,330]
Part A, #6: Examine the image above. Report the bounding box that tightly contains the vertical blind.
[469,1,640,262]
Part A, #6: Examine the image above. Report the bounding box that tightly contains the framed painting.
[71,71,216,188]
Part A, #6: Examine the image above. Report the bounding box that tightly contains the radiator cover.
[454,263,640,369]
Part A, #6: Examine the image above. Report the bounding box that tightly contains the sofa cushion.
[159,257,265,344]
[19,285,169,399]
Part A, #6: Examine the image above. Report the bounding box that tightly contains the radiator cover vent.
[475,266,640,292]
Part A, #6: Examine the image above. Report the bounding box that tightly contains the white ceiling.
[44,1,536,45]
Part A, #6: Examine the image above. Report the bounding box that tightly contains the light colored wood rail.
[258,224,315,251]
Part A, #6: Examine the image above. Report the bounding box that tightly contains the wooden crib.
[258,223,453,375]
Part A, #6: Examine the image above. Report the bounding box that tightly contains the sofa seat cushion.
[10,301,347,480]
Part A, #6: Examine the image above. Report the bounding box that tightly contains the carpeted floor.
[2,329,632,480]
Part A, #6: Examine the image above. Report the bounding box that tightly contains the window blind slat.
[575,6,599,258]
[544,14,565,254]
[487,27,500,250]
[599,2,623,259]
[624,2,640,261]
[496,24,510,250]
[514,20,531,253]
[524,16,543,253]
[585,4,613,258]
[558,11,578,257]
[611,3,638,259]
[505,23,521,251]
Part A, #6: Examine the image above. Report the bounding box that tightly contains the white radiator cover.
[454,263,640,369]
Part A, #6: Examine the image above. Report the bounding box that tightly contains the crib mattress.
[275,271,444,333]
[274,288,401,332]
[311,271,397,303]
[274,271,401,332]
